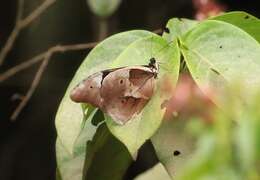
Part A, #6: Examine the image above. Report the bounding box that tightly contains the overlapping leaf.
[212,11,260,43]
[163,18,198,42]
[56,109,97,180]
[151,119,196,178]
[55,30,154,155]
[83,123,132,180]
[106,35,180,156]
[181,20,260,96]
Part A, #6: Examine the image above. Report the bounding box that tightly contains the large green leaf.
[55,30,154,154]
[163,18,198,42]
[151,119,196,178]
[212,11,260,43]
[181,20,260,96]
[56,109,131,180]
[106,35,180,156]
[83,123,132,180]
[56,109,97,180]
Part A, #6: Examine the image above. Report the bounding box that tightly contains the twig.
[5,41,97,121]
[0,42,98,83]
[16,0,24,23]
[20,0,56,29]
[10,53,51,121]
[0,0,24,66]
[0,0,56,66]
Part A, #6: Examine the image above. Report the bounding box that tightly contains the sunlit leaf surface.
[106,36,180,156]
[212,11,260,43]
[181,20,260,97]
[55,30,154,155]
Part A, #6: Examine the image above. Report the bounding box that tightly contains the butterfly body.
[70,59,158,125]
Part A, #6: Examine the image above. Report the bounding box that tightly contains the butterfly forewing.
[128,68,155,99]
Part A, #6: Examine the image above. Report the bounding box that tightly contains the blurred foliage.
[176,87,260,180]
[87,0,122,18]
[55,11,260,180]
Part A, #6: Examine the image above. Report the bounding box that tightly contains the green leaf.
[83,123,132,180]
[235,96,260,173]
[163,18,198,42]
[177,134,239,180]
[55,30,154,154]
[87,0,121,18]
[56,137,82,180]
[235,113,256,172]
[212,11,260,43]
[134,163,172,180]
[175,111,239,180]
[106,35,180,156]
[176,134,217,180]
[56,168,62,180]
[56,109,97,180]
[151,119,196,178]
[181,20,260,96]
[56,109,131,180]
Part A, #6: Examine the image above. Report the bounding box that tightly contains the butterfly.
[70,58,159,125]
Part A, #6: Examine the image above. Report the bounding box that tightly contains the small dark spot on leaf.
[177,18,183,21]
[90,86,93,88]
[219,45,223,49]
[238,55,241,58]
[173,150,181,156]
[210,68,220,75]
[244,15,250,19]
[120,79,124,84]
[163,27,170,33]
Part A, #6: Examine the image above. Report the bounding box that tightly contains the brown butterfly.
[70,58,159,125]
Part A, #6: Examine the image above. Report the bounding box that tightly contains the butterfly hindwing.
[103,96,148,125]
[70,72,103,108]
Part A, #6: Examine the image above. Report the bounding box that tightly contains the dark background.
[0,0,259,180]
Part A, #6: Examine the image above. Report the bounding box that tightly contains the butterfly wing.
[70,63,158,125]
[127,68,155,99]
[100,67,156,124]
[104,96,148,125]
[70,72,104,108]
[70,67,124,107]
